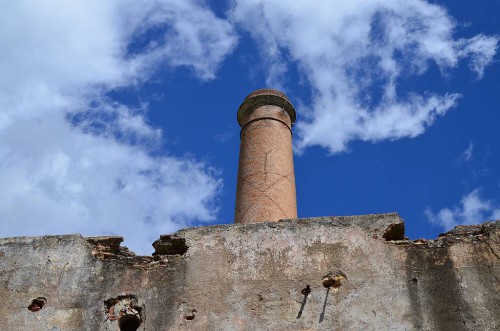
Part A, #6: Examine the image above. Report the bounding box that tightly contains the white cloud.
[229,0,499,153]
[0,0,236,254]
[425,189,500,230]
[457,35,500,79]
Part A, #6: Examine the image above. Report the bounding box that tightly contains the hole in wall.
[383,223,405,241]
[28,297,47,312]
[178,302,197,322]
[322,271,347,289]
[104,295,142,331]
[184,310,196,320]
[119,314,142,331]
[153,235,188,256]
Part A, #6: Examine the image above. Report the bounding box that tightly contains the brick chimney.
[234,89,297,224]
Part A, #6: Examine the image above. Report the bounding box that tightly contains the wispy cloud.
[459,141,474,162]
[229,0,499,154]
[0,0,236,254]
[425,189,500,230]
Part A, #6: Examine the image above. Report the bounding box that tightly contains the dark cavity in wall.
[383,222,405,241]
[184,310,196,320]
[105,295,143,331]
[28,297,47,312]
[322,271,347,289]
[119,314,142,331]
[178,302,197,321]
[153,234,188,255]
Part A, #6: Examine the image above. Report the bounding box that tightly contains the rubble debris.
[86,236,167,270]
[388,220,500,248]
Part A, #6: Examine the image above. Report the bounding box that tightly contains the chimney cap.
[237,89,296,127]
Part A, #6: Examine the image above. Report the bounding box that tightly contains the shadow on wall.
[295,271,348,323]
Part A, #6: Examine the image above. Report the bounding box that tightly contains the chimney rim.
[237,89,296,127]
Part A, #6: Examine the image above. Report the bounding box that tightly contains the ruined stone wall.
[1,213,499,330]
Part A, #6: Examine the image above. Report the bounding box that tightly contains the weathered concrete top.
[237,88,296,127]
[1,213,499,330]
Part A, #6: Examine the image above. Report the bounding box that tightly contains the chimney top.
[237,89,296,127]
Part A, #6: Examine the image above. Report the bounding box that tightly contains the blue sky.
[1,0,499,254]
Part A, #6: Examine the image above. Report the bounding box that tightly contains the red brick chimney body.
[234,89,297,224]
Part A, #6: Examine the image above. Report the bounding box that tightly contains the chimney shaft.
[234,89,297,224]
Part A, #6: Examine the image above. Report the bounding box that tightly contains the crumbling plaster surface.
[0,212,499,330]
